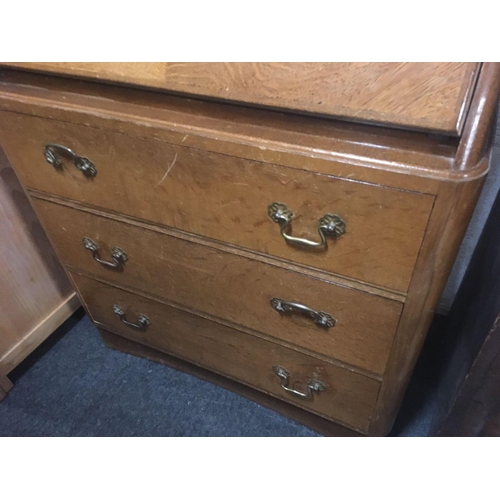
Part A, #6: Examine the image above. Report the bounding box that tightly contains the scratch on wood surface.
[220,200,240,208]
[156,153,178,186]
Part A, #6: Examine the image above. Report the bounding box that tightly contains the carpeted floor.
[0,310,439,436]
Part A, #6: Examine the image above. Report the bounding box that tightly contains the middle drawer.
[33,197,402,375]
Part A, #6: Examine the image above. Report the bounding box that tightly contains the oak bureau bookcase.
[0,63,498,436]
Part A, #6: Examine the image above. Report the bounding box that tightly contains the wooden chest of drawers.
[1,63,498,435]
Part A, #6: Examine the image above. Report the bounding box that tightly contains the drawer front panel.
[0,112,434,292]
[72,273,380,432]
[34,199,402,375]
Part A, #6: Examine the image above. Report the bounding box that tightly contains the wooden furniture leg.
[0,373,14,401]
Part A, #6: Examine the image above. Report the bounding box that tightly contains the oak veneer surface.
[0,69,468,188]
[431,180,500,436]
[2,63,479,135]
[0,111,434,292]
[73,273,380,433]
[0,64,498,435]
[32,198,402,376]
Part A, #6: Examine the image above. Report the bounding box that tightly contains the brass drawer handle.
[268,202,346,249]
[270,297,336,328]
[82,237,128,269]
[273,365,326,399]
[112,304,151,329]
[44,143,97,178]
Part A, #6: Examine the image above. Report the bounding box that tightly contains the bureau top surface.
[0,65,499,190]
[1,62,480,136]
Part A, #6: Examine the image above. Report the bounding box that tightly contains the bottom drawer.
[71,273,380,433]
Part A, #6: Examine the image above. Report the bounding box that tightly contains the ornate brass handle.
[273,365,326,399]
[82,237,128,269]
[44,143,97,178]
[268,202,346,249]
[112,304,151,329]
[270,298,336,328]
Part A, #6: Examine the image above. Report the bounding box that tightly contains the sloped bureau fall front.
[0,63,498,436]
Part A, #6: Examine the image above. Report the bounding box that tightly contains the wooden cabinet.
[0,63,498,434]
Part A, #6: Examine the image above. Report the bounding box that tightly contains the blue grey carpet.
[0,311,435,436]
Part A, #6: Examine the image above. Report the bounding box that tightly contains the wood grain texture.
[2,62,480,135]
[71,274,380,433]
[1,62,498,435]
[454,63,500,172]
[431,179,500,436]
[32,192,406,304]
[367,65,500,435]
[0,146,76,374]
[0,293,80,376]
[0,69,465,190]
[99,328,362,436]
[0,112,434,292]
[32,198,402,376]
[369,177,486,435]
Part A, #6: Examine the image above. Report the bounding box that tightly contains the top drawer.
[0,111,434,292]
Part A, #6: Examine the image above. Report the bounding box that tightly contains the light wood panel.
[0,147,79,378]
[2,63,479,135]
[0,293,80,376]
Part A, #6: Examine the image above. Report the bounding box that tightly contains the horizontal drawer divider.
[70,267,384,382]
[31,189,407,304]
